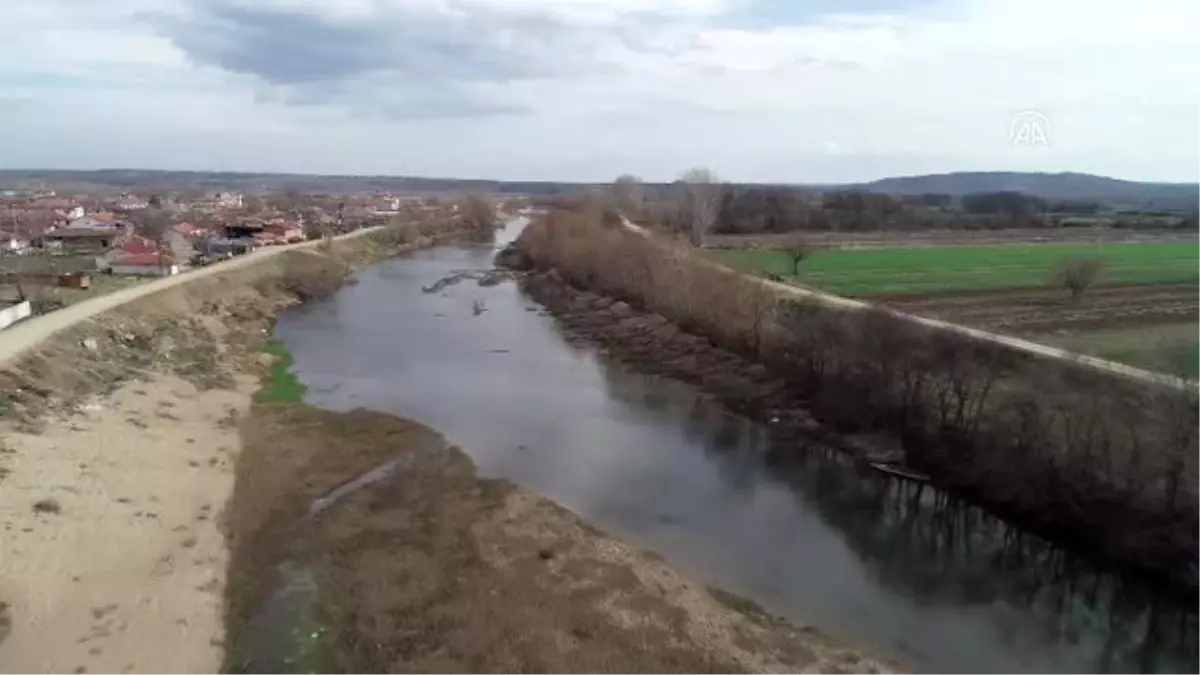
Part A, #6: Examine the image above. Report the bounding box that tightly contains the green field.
[1042,323,1200,380]
[715,241,1199,296]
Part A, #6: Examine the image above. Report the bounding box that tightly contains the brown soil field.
[708,229,1199,250]
[226,404,892,674]
[877,283,1199,335]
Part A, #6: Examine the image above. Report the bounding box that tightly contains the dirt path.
[621,220,1192,390]
[0,228,379,369]
[0,374,256,674]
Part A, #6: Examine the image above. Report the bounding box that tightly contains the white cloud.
[0,0,1195,182]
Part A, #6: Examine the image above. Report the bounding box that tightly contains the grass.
[1040,323,1199,380]
[715,241,1199,296]
[258,339,308,403]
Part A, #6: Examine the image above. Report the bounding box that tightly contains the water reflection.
[275,222,1196,674]
[599,368,1197,674]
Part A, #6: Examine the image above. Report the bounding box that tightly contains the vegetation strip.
[258,339,307,403]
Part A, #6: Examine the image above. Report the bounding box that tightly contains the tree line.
[600,173,1197,235]
[510,202,1199,588]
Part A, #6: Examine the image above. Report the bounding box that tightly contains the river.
[273,217,1197,673]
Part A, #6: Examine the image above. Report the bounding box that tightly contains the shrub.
[1053,258,1105,301]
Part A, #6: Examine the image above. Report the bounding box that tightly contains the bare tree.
[1053,258,1105,302]
[129,207,173,242]
[463,193,497,233]
[680,167,720,247]
[781,239,815,276]
[612,174,644,219]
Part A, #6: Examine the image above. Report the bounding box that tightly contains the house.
[264,220,303,243]
[0,230,30,252]
[224,219,264,240]
[174,221,211,238]
[198,192,245,209]
[108,252,178,277]
[67,213,127,230]
[41,228,125,254]
[115,194,149,210]
[371,196,402,214]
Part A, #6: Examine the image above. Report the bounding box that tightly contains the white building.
[215,192,244,208]
[116,194,149,210]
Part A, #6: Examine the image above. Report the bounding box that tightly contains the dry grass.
[225,404,892,674]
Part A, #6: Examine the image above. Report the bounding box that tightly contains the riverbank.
[0,220,472,672]
[0,217,894,673]
[504,208,1198,590]
[227,399,893,673]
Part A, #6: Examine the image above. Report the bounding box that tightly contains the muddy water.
[274,218,1197,674]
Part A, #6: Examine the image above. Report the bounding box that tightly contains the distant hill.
[0,169,577,197]
[849,172,1199,212]
[1,168,1196,212]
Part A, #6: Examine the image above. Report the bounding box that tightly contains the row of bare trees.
[610,169,721,246]
[514,205,1198,585]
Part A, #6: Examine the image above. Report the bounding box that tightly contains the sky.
[0,0,1197,183]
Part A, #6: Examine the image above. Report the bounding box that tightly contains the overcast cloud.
[0,0,1196,182]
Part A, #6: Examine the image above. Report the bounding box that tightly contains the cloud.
[0,0,1196,181]
[147,0,672,118]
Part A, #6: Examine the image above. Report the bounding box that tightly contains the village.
[0,188,454,327]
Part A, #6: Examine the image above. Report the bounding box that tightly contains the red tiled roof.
[175,222,206,235]
[117,236,159,254]
[44,228,117,239]
[111,252,172,266]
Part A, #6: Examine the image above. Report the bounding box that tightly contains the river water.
[274,218,1196,673]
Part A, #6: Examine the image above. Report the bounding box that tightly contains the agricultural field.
[714,240,1199,378]
[715,241,1197,296]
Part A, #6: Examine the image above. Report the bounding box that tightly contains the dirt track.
[621,221,1194,390]
[0,228,380,369]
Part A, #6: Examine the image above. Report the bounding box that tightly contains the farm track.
[881,284,1199,334]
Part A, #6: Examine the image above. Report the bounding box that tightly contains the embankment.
[503,208,1198,590]
[0,220,472,673]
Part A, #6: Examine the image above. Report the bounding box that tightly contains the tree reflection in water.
[771,440,1196,673]
[594,360,1196,673]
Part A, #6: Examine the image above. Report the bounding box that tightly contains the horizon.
[3,167,1198,188]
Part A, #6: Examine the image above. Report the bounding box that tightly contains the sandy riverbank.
[0,223,460,673]
[0,374,255,673]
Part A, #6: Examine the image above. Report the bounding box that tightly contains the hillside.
[854,172,1199,211]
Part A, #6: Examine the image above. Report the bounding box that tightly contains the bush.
[1053,258,1105,301]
